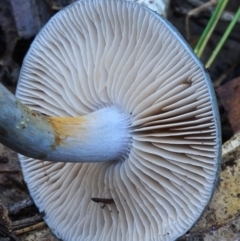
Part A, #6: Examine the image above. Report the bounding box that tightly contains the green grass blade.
[206,6,240,68]
[194,0,229,58]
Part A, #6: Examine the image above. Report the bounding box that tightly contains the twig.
[0,170,21,174]
[175,0,238,23]
[12,215,42,230]
[7,198,33,215]
[186,0,218,40]
[14,222,46,236]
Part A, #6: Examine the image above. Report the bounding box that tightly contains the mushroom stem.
[0,83,131,162]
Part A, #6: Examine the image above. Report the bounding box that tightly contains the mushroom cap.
[16,0,221,240]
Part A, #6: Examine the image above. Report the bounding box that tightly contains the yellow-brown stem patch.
[47,116,88,148]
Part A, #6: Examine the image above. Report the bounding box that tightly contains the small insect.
[91,198,115,204]
[205,67,210,72]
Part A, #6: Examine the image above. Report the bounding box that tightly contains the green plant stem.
[206,7,240,68]
[194,0,229,58]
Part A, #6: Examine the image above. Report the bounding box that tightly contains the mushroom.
[0,0,221,240]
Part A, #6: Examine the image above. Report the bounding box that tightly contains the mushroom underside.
[16,1,220,241]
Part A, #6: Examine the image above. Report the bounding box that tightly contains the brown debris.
[217,76,240,134]
[0,202,17,240]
